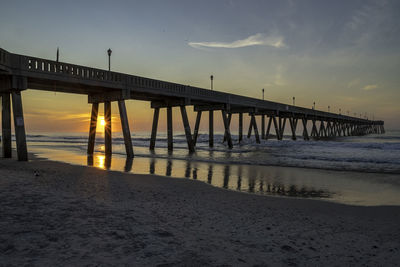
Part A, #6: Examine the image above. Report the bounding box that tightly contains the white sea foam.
[25,130,400,174]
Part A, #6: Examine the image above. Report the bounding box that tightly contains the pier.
[0,47,384,161]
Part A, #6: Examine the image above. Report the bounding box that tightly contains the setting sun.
[96,116,106,133]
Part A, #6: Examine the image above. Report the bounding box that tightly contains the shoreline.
[28,147,400,206]
[29,137,400,175]
[1,155,400,265]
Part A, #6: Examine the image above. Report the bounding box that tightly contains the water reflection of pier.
[90,153,333,200]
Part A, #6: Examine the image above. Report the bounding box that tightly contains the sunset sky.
[1,0,399,133]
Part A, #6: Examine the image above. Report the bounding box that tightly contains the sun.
[97,116,106,132]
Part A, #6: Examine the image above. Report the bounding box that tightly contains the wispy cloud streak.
[362,84,378,91]
[188,33,285,49]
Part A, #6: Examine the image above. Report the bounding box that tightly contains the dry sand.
[0,156,399,266]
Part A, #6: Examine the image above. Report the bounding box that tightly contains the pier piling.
[11,91,28,161]
[221,110,233,148]
[104,101,112,156]
[265,116,272,140]
[167,106,173,151]
[180,105,195,153]
[192,111,202,146]
[209,110,214,147]
[1,93,12,158]
[118,100,133,158]
[87,102,98,154]
[239,113,243,142]
[150,107,160,150]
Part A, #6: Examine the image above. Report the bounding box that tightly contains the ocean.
[14,130,400,206]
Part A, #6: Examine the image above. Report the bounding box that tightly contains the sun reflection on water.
[97,155,105,169]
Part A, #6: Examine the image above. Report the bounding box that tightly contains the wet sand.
[1,156,399,266]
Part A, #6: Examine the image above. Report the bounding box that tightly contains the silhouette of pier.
[0,47,384,161]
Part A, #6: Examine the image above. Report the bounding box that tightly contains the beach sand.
[1,156,399,266]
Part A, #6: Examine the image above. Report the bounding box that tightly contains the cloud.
[362,84,378,91]
[188,33,286,49]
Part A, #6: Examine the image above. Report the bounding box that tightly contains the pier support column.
[11,91,28,161]
[118,100,133,158]
[87,102,98,154]
[289,117,297,140]
[247,115,253,138]
[326,121,331,136]
[335,122,340,136]
[311,119,319,138]
[238,113,243,142]
[104,101,112,156]
[302,118,309,140]
[341,123,346,136]
[180,106,195,153]
[336,122,341,136]
[1,93,12,158]
[272,116,280,140]
[324,121,329,137]
[251,114,261,144]
[278,117,286,140]
[221,110,233,148]
[192,111,202,146]
[223,113,232,142]
[319,121,326,137]
[265,116,272,140]
[209,110,214,147]
[261,114,265,139]
[150,107,160,150]
[167,106,173,151]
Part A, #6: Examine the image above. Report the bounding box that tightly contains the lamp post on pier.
[313,102,315,110]
[293,97,295,106]
[210,75,214,90]
[328,106,330,112]
[107,48,112,71]
[262,88,264,100]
